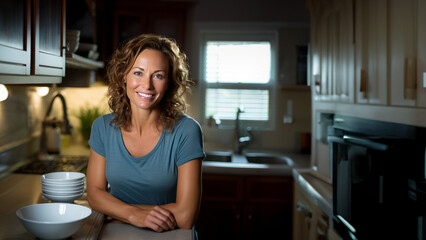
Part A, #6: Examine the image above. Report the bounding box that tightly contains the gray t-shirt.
[89,113,205,205]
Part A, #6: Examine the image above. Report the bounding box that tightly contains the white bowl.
[16,203,91,240]
[42,188,84,196]
[42,180,85,188]
[42,184,84,192]
[41,172,85,183]
[42,191,84,203]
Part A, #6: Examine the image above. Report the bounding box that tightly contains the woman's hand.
[129,205,177,232]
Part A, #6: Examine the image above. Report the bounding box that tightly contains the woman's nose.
[141,75,153,89]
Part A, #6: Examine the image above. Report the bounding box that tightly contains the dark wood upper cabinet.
[33,0,66,76]
[0,0,31,75]
[97,0,192,60]
[0,0,66,84]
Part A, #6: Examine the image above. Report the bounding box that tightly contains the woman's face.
[125,49,169,112]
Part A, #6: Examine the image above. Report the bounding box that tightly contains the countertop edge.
[292,168,333,217]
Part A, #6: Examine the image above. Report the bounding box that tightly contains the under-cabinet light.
[0,84,8,102]
[37,87,49,97]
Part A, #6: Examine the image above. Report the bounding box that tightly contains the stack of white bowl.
[41,172,85,203]
[66,30,80,53]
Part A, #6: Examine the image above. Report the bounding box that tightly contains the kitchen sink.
[204,151,294,166]
[204,151,233,162]
[244,153,293,165]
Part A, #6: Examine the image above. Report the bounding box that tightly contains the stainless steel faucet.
[38,91,72,160]
[234,107,252,154]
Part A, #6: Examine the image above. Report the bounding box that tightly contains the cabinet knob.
[235,214,240,220]
[63,43,70,52]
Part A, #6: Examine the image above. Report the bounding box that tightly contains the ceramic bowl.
[42,184,84,192]
[16,203,91,240]
[41,180,84,188]
[41,172,85,183]
[42,188,84,196]
[42,191,84,203]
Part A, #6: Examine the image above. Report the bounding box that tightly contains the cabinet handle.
[360,69,368,93]
[316,227,328,240]
[404,57,417,100]
[296,200,312,217]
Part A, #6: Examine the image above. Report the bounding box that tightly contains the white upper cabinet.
[356,0,426,108]
[307,0,354,103]
[355,0,388,105]
[389,0,418,107]
[416,0,426,108]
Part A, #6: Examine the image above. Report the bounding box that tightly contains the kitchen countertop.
[292,168,333,217]
[0,173,193,240]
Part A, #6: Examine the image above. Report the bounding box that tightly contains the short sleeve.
[175,117,205,166]
[88,115,107,157]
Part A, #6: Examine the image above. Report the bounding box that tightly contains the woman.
[86,34,205,232]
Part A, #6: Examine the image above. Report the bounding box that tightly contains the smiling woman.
[86,34,205,233]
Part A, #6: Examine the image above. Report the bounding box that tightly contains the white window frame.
[199,30,278,130]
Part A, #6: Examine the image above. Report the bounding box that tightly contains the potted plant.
[76,105,103,145]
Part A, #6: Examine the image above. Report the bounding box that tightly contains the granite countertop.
[0,173,193,240]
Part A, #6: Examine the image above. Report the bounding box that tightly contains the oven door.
[328,133,418,240]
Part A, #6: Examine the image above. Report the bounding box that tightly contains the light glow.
[37,87,49,97]
[0,84,8,102]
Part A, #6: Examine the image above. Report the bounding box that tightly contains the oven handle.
[328,135,389,151]
[343,135,389,151]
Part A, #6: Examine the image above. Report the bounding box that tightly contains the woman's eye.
[154,74,164,80]
[134,71,142,76]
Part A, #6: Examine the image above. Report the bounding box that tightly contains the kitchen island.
[0,174,194,240]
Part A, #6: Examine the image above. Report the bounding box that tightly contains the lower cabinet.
[196,174,293,240]
[292,183,342,240]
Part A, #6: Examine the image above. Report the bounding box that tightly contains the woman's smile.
[137,92,155,99]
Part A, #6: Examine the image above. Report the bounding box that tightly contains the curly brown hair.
[106,34,192,131]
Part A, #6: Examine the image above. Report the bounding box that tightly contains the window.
[201,32,277,129]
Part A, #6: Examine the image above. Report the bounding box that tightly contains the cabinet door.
[355,0,388,105]
[33,0,66,76]
[309,0,354,103]
[197,175,244,240]
[244,203,292,240]
[389,0,417,106]
[244,176,293,239]
[293,185,313,240]
[196,202,242,240]
[417,0,426,108]
[0,0,31,75]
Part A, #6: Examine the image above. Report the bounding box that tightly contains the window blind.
[205,88,269,121]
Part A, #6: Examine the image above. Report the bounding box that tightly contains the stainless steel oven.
[328,115,426,240]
